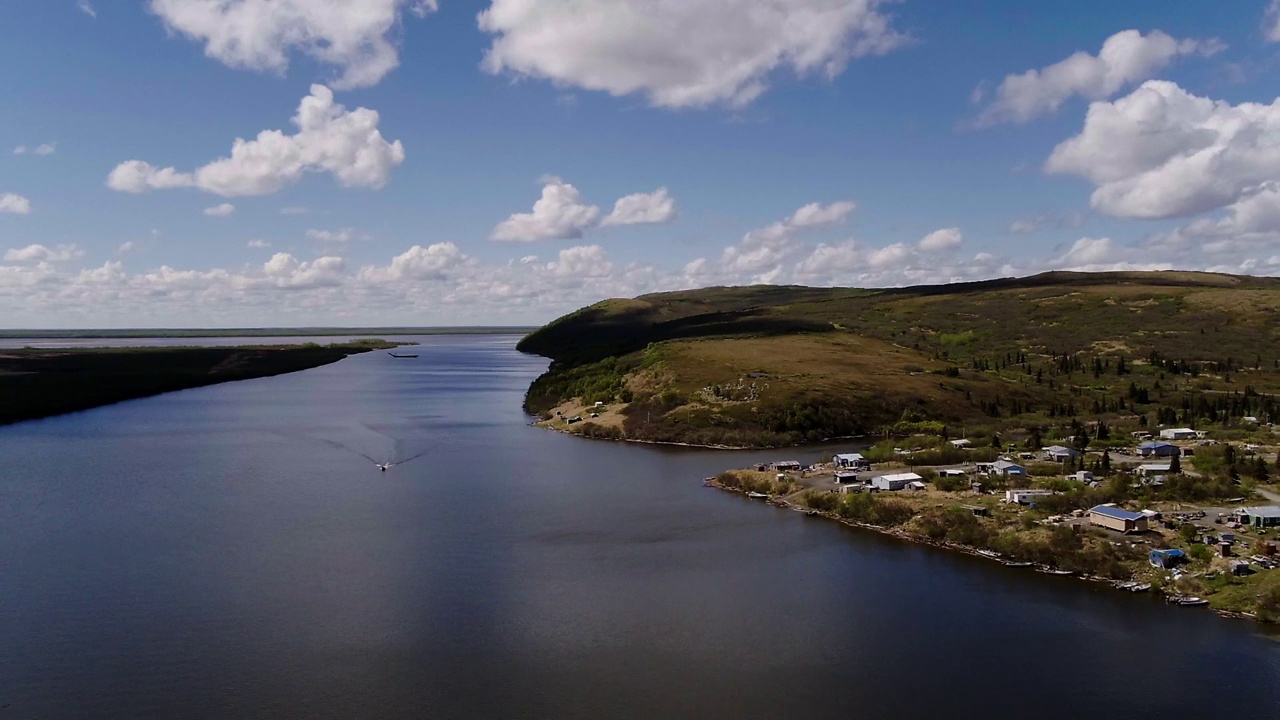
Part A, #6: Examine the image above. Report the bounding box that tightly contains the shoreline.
[529,419,868,451]
[703,478,1263,625]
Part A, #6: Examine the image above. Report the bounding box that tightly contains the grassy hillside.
[0,340,392,425]
[519,271,1280,448]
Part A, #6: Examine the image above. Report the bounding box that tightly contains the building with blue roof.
[1088,504,1149,533]
[1149,548,1186,568]
[1137,441,1180,458]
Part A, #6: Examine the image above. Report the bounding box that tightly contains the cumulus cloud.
[975,30,1222,126]
[4,244,83,263]
[788,200,857,228]
[550,244,613,279]
[917,227,963,252]
[0,193,32,215]
[262,252,346,288]
[147,0,436,89]
[13,142,56,156]
[1047,81,1280,220]
[602,188,678,227]
[491,177,601,242]
[478,0,908,109]
[359,242,469,283]
[203,203,235,216]
[108,85,405,197]
[719,200,858,281]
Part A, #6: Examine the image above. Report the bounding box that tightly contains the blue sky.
[3,0,1280,327]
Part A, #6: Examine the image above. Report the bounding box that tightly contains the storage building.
[1089,505,1149,533]
[871,472,923,491]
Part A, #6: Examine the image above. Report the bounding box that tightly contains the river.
[0,335,1276,718]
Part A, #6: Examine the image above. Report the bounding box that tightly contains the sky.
[3,1,1280,328]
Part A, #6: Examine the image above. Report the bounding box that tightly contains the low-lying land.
[0,327,535,339]
[0,340,395,425]
[519,271,1280,450]
[710,440,1280,623]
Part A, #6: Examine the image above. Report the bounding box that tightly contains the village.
[713,426,1280,620]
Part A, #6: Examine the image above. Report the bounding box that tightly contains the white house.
[1159,428,1197,441]
[1042,445,1078,462]
[986,460,1027,478]
[1004,489,1056,505]
[871,472,923,491]
[1136,463,1173,477]
[834,453,870,470]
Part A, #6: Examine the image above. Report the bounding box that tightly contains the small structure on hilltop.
[1004,489,1056,505]
[834,452,869,470]
[1159,428,1197,441]
[773,461,802,472]
[834,470,861,485]
[1089,504,1150,534]
[871,472,923,492]
[1149,548,1186,568]
[984,459,1027,479]
[1237,506,1280,529]
[1138,441,1180,458]
[1042,445,1078,462]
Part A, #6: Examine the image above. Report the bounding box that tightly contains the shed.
[834,453,870,470]
[773,461,802,472]
[871,472,923,492]
[938,468,968,478]
[906,480,927,491]
[1075,470,1094,483]
[1136,463,1172,477]
[1090,505,1150,533]
[1138,441,1180,458]
[1159,428,1197,441]
[1148,548,1185,568]
[834,471,861,484]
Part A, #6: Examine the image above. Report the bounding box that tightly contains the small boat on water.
[746,491,769,499]
[1037,566,1073,576]
[1178,596,1209,606]
[1128,583,1151,592]
[1003,561,1033,568]
[976,549,1001,560]
[388,352,419,358]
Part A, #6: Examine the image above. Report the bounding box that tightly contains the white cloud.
[0,193,32,215]
[247,238,272,249]
[147,0,436,89]
[116,241,138,255]
[719,200,857,280]
[305,227,368,244]
[3,244,83,263]
[478,0,907,109]
[14,142,56,156]
[358,242,469,282]
[279,206,309,215]
[975,30,1222,126]
[917,227,963,252]
[77,1,96,18]
[203,203,235,216]
[788,200,857,228]
[108,84,405,197]
[492,177,601,242]
[1047,81,1280,219]
[261,252,346,288]
[602,188,678,226]
[550,244,612,279]
[1057,237,1117,267]
[1267,1,1280,42]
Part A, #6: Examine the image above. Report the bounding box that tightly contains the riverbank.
[0,340,396,425]
[705,462,1280,624]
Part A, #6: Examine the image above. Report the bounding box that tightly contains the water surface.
[1,336,1276,718]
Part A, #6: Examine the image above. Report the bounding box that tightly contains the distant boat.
[1037,566,1073,576]
[746,491,769,499]
[1177,596,1208,606]
[1128,583,1151,592]
[1003,561,1033,568]
[388,352,419,358]
[976,549,1001,560]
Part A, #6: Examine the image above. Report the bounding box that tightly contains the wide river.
[1,335,1277,718]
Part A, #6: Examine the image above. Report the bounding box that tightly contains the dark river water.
[1,336,1277,718]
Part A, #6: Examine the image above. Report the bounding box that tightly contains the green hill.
[518,271,1280,448]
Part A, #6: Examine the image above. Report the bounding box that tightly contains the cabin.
[834,470,861,484]
[1138,441,1180,458]
[1004,489,1055,505]
[834,453,870,470]
[1042,445,1078,462]
[1149,548,1185,568]
[1238,506,1280,529]
[871,472,923,492]
[905,480,928,491]
[1159,428,1197,441]
[773,461,802,472]
[1089,505,1149,533]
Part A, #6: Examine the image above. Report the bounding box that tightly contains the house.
[1137,441,1180,458]
[987,460,1027,478]
[949,439,972,448]
[1136,463,1172,477]
[1004,489,1055,505]
[834,453,870,470]
[1149,548,1186,568]
[871,472,923,491]
[1159,428,1197,441]
[1238,506,1280,529]
[1043,445,1078,462]
[1089,505,1149,533]
[834,471,861,484]
[905,480,928,491]
[773,461,802,472]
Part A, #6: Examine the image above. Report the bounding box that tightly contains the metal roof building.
[1089,504,1149,533]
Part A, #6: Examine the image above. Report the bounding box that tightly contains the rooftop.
[1242,506,1280,519]
[1151,548,1186,558]
[1090,505,1145,522]
[1139,441,1175,449]
[878,472,924,483]
[834,453,865,461]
